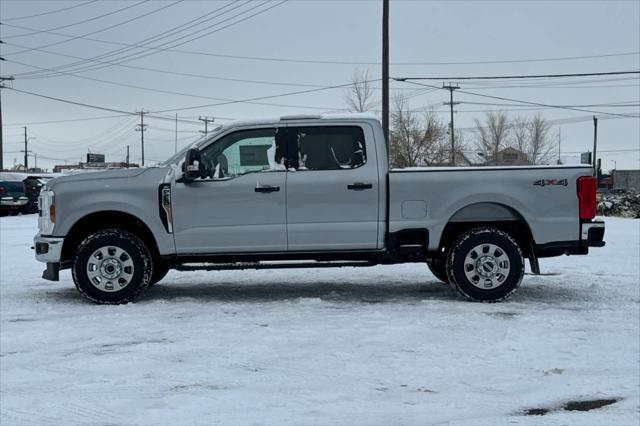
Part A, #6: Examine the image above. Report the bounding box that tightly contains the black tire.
[149,263,170,286]
[72,229,153,304]
[427,256,449,284]
[446,227,524,302]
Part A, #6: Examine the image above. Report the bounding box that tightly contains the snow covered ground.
[1,215,638,425]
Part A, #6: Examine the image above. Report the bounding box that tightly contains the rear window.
[0,181,25,193]
[294,126,366,171]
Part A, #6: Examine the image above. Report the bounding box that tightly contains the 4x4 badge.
[534,179,568,187]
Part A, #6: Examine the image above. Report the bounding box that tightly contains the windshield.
[159,127,224,166]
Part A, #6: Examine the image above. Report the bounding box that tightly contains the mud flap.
[528,243,540,274]
[43,263,60,281]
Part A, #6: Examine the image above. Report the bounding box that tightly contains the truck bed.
[389,165,594,251]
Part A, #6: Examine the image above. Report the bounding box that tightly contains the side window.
[200,128,285,179]
[294,126,366,171]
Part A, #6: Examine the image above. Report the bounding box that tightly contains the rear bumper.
[1,198,28,207]
[581,220,605,247]
[535,219,605,257]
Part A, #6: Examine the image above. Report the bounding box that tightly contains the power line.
[2,18,638,66]
[397,80,640,118]
[1,0,99,22]
[3,1,151,39]
[9,0,251,78]
[11,1,288,79]
[395,71,640,81]
[6,1,184,56]
[3,86,206,125]
[29,117,136,147]
[3,114,133,127]
[6,52,326,88]
[150,77,382,113]
[455,100,640,108]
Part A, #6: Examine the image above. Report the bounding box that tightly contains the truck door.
[285,124,380,251]
[172,127,288,254]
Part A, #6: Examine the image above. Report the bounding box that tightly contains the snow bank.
[598,190,640,218]
[1,215,638,425]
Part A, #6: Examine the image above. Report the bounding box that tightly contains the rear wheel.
[72,229,153,304]
[446,227,524,302]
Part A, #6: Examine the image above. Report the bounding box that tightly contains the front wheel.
[72,229,153,304]
[149,263,170,286]
[446,227,524,302]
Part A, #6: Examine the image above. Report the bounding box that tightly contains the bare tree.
[344,69,375,112]
[420,109,450,166]
[474,111,511,165]
[389,94,424,167]
[511,114,556,165]
[526,114,556,165]
[512,116,529,156]
[388,95,458,168]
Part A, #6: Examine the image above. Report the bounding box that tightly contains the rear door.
[285,124,380,251]
[172,127,289,254]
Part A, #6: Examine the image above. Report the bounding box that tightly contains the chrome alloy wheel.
[463,243,511,290]
[86,246,135,292]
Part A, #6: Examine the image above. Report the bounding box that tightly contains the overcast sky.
[1,0,639,171]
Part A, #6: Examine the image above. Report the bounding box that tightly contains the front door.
[172,127,288,254]
[285,124,380,251]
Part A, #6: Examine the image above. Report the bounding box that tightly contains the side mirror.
[181,148,202,182]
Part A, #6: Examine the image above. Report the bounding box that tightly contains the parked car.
[33,114,605,304]
[20,175,49,214]
[0,175,28,216]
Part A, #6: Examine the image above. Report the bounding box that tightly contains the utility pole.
[443,82,460,165]
[592,116,598,177]
[198,116,215,135]
[126,145,130,167]
[382,0,390,150]
[557,128,562,164]
[175,113,178,153]
[135,111,147,166]
[23,127,28,170]
[0,75,15,171]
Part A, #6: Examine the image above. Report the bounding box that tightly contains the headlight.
[38,190,55,235]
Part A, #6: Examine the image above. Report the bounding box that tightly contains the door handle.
[255,185,280,193]
[347,182,373,190]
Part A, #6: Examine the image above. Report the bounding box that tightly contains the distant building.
[613,170,640,191]
[461,147,531,166]
[491,147,530,166]
[53,162,139,173]
[7,164,46,173]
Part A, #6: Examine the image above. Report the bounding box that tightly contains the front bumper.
[33,235,64,281]
[33,234,64,263]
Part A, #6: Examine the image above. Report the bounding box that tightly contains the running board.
[174,260,376,272]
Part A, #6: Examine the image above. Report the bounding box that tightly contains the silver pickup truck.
[34,114,605,304]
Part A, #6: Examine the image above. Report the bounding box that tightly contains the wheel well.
[438,204,534,258]
[61,211,159,263]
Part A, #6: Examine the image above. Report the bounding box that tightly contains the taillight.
[577,176,596,220]
[0,187,4,193]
